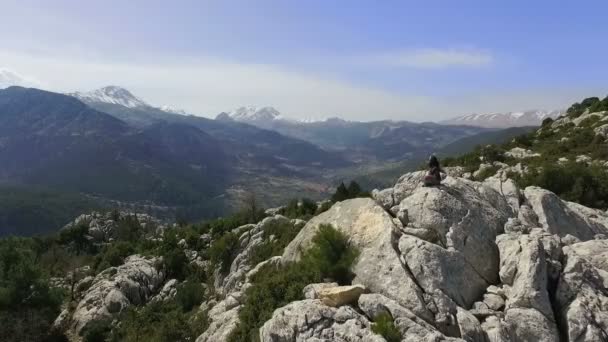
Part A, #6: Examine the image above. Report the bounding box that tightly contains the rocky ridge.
[52,167,608,341]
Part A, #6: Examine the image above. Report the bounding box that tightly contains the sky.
[2,0,608,121]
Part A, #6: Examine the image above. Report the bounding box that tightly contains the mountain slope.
[441,109,563,128]
[216,108,488,162]
[0,87,235,234]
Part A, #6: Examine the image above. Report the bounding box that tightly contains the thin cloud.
[372,48,494,69]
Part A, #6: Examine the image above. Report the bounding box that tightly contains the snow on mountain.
[159,105,187,115]
[223,106,283,122]
[441,109,564,128]
[70,86,150,109]
[0,68,42,89]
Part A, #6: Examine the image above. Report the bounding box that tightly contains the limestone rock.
[398,177,510,284]
[358,293,456,342]
[505,147,540,159]
[456,307,487,342]
[398,235,488,308]
[317,284,366,307]
[303,282,339,300]
[371,188,394,210]
[524,186,608,240]
[63,255,165,335]
[556,240,608,342]
[259,299,384,342]
[282,198,431,320]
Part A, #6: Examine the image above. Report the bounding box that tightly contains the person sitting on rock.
[424,154,445,186]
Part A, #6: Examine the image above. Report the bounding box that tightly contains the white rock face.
[524,187,608,240]
[557,240,608,342]
[282,198,432,321]
[505,147,541,159]
[259,300,385,342]
[62,211,166,243]
[60,255,165,335]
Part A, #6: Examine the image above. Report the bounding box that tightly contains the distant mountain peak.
[159,105,187,115]
[70,86,150,109]
[222,106,283,122]
[441,109,564,128]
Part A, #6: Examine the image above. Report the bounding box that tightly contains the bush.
[302,224,360,285]
[280,198,317,219]
[228,224,359,341]
[371,313,402,342]
[515,162,608,209]
[331,181,369,202]
[109,301,196,342]
[208,232,240,274]
[83,319,112,342]
[94,241,135,272]
[175,281,205,312]
[249,220,301,267]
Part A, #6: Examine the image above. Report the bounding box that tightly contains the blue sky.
[2,0,608,121]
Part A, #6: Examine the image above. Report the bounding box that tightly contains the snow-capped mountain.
[70,86,150,109]
[218,106,283,122]
[69,86,188,116]
[159,105,186,115]
[0,68,41,89]
[441,109,564,128]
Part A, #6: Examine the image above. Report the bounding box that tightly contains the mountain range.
[0,83,552,235]
[440,109,564,128]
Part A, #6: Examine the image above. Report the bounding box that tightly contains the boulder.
[317,284,366,307]
[496,234,553,317]
[524,186,608,240]
[456,307,487,342]
[303,282,339,300]
[398,177,510,284]
[282,198,431,320]
[504,147,540,159]
[63,255,165,335]
[556,240,608,342]
[398,235,488,308]
[259,299,384,342]
[358,293,458,342]
[392,171,427,204]
[371,188,394,210]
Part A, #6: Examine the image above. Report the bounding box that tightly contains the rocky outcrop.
[259,300,385,342]
[218,215,292,295]
[55,255,165,336]
[282,197,431,321]
[505,147,541,159]
[524,186,608,240]
[270,171,608,341]
[317,284,366,307]
[556,240,608,342]
[62,211,166,243]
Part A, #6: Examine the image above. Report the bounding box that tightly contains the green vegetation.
[371,312,402,342]
[331,180,369,202]
[279,198,318,220]
[249,219,302,267]
[108,300,205,342]
[228,224,359,342]
[0,237,66,342]
[567,96,608,118]
[444,95,608,209]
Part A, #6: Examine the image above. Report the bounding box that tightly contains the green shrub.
[83,319,112,342]
[303,224,360,285]
[109,301,196,342]
[280,198,317,219]
[228,224,359,341]
[175,281,205,312]
[208,232,240,274]
[371,313,402,342]
[249,218,305,267]
[331,181,369,202]
[94,241,135,272]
